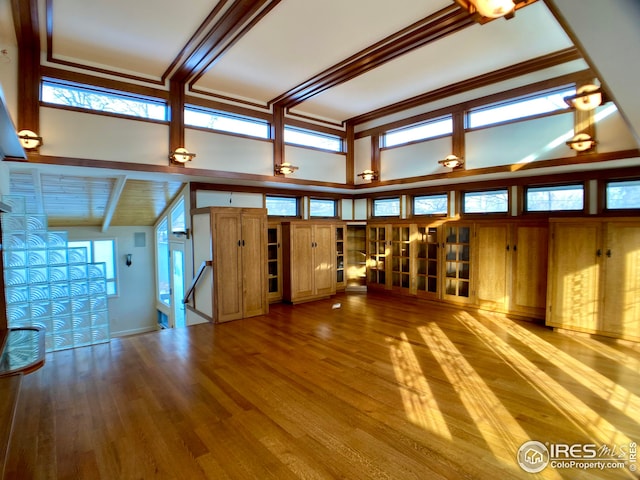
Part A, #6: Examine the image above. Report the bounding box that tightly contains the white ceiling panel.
[192,0,452,104]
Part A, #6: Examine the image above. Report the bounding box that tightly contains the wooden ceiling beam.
[102,175,127,232]
[270,5,475,110]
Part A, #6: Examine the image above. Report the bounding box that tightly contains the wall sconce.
[567,133,597,152]
[357,169,378,181]
[18,129,43,150]
[564,84,604,111]
[275,163,298,175]
[438,154,464,169]
[170,147,196,164]
[172,228,190,239]
[125,254,132,267]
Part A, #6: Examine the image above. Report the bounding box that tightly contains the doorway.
[170,243,186,328]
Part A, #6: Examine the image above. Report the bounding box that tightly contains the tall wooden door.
[290,224,315,299]
[214,212,243,322]
[241,211,267,318]
[511,224,548,317]
[475,224,509,311]
[547,222,601,332]
[602,222,640,339]
[313,224,334,296]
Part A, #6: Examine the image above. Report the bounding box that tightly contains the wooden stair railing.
[183,260,212,304]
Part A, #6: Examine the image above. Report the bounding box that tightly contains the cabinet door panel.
[291,225,314,298]
[313,224,334,296]
[476,224,509,308]
[215,213,243,322]
[547,223,600,330]
[242,213,266,318]
[512,225,548,315]
[602,223,640,338]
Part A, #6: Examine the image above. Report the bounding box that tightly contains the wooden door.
[267,224,282,302]
[214,212,243,322]
[367,225,389,289]
[511,224,548,317]
[390,225,412,294]
[601,222,640,339]
[442,224,473,304]
[241,211,267,318]
[291,224,315,299]
[313,224,334,296]
[475,224,509,311]
[546,222,601,332]
[415,225,439,299]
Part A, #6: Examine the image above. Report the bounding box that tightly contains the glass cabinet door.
[391,226,411,291]
[336,225,345,290]
[267,225,281,301]
[367,226,388,288]
[443,225,472,301]
[416,226,439,298]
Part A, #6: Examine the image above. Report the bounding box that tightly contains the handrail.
[183,260,212,304]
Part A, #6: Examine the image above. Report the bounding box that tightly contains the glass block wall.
[2,195,110,352]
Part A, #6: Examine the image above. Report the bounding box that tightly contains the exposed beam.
[270,5,475,110]
[102,175,127,232]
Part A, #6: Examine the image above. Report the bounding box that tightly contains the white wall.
[52,225,157,337]
[196,190,263,208]
[381,136,452,180]
[285,145,346,183]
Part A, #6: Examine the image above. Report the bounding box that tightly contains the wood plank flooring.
[4,292,640,479]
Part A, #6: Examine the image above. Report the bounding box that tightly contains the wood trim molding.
[12,0,40,131]
[270,4,475,110]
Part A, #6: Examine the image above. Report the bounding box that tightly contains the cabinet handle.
[506,245,510,251]
[237,240,241,247]
[596,249,602,257]
[606,249,611,258]
[242,240,245,247]
[513,245,517,252]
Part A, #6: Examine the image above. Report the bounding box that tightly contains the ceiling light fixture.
[564,84,604,111]
[17,129,43,150]
[357,170,378,181]
[470,0,515,18]
[438,154,464,169]
[170,147,196,164]
[275,163,298,175]
[566,133,596,152]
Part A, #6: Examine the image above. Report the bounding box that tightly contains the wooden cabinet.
[192,207,268,323]
[335,225,346,292]
[267,223,282,302]
[390,225,412,294]
[282,222,336,304]
[415,225,440,299]
[475,221,548,317]
[367,223,413,294]
[547,218,640,341]
[442,223,473,304]
[367,224,390,290]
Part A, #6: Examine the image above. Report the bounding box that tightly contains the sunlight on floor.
[455,311,635,447]
[561,334,640,374]
[387,332,451,440]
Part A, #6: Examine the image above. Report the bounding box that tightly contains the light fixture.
[18,129,43,150]
[170,147,196,164]
[470,0,515,18]
[564,84,604,111]
[275,163,298,175]
[438,154,464,169]
[567,133,597,152]
[125,254,132,267]
[357,169,378,181]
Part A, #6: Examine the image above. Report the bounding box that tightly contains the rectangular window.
[42,79,167,121]
[606,179,640,210]
[467,87,575,129]
[526,184,584,212]
[68,239,117,296]
[373,198,400,217]
[413,193,448,216]
[284,127,343,152]
[156,218,170,306]
[384,116,452,148]
[184,106,269,139]
[170,197,186,235]
[266,196,298,217]
[309,198,337,218]
[463,189,509,214]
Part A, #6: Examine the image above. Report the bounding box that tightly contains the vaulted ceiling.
[1,0,638,226]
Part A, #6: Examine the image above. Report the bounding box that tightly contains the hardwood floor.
[5,292,640,479]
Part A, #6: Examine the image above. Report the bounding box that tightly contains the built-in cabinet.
[336,225,346,292]
[267,223,282,303]
[192,207,268,323]
[282,222,336,304]
[546,218,640,341]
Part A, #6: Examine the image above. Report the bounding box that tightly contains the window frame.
[155,217,171,307]
[461,188,510,216]
[184,104,270,139]
[371,197,401,218]
[309,198,339,219]
[41,78,168,122]
[283,126,344,153]
[382,115,453,149]
[412,193,449,217]
[466,86,576,130]
[523,183,586,214]
[67,238,118,297]
[603,178,640,213]
[265,195,301,218]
